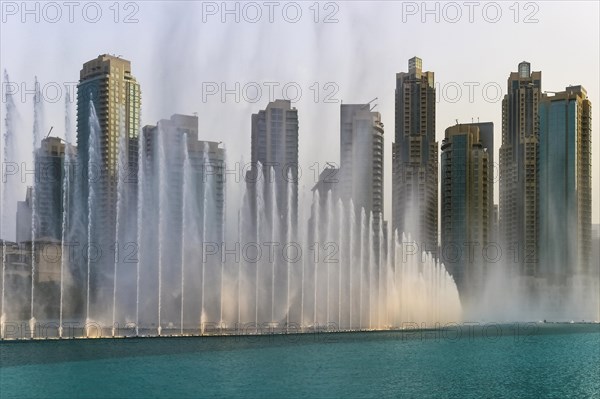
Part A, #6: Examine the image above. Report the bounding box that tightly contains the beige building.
[392,57,438,251]
[499,61,541,276]
[77,54,141,313]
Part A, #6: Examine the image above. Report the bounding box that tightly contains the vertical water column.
[325,190,333,328]
[337,199,344,329]
[312,190,320,328]
[111,106,126,337]
[85,99,101,337]
[180,135,190,335]
[59,93,73,338]
[348,200,355,330]
[29,78,43,338]
[200,141,211,332]
[1,70,18,339]
[135,121,146,337]
[286,168,293,329]
[156,122,168,336]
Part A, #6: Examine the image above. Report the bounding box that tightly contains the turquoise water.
[1,324,599,398]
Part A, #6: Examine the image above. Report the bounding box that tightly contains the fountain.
[29,77,44,339]
[24,73,600,340]
[111,106,127,337]
[85,99,101,337]
[1,70,19,339]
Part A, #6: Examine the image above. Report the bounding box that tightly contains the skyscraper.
[77,54,141,309]
[34,137,74,241]
[15,187,32,243]
[340,103,385,232]
[392,57,438,251]
[441,123,492,305]
[539,86,592,281]
[248,99,299,234]
[499,61,541,276]
[142,114,225,324]
[143,114,226,247]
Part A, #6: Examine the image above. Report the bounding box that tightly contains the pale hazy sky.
[1,1,599,227]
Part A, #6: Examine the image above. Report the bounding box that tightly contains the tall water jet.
[286,168,293,328]
[1,70,18,338]
[86,99,101,337]
[337,198,344,328]
[300,189,306,328]
[254,162,264,330]
[368,212,374,330]
[180,135,190,335]
[200,309,207,335]
[313,190,320,327]
[199,141,211,333]
[111,106,127,337]
[377,220,384,328]
[325,190,333,328]
[59,92,73,338]
[29,77,43,338]
[219,146,227,327]
[156,121,169,336]
[135,122,145,337]
[270,166,278,325]
[359,209,366,329]
[237,181,247,326]
[348,200,355,330]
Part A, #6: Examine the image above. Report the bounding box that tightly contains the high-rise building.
[77,54,141,308]
[143,114,226,245]
[15,187,32,243]
[193,139,226,244]
[539,86,592,281]
[473,122,495,231]
[34,137,75,241]
[247,99,299,235]
[499,61,541,276]
[142,114,225,323]
[392,57,438,250]
[340,103,385,232]
[441,123,491,304]
[492,204,499,244]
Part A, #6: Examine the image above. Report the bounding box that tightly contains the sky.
[1,0,599,237]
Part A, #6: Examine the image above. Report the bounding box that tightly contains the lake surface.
[1,323,599,398]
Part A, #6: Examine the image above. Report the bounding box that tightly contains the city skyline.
[2,1,599,229]
[2,52,595,309]
[1,3,599,398]
[2,55,597,246]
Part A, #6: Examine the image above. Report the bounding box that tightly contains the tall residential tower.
[340,103,385,225]
[499,61,541,276]
[392,57,438,250]
[247,99,299,234]
[441,123,492,305]
[76,54,141,310]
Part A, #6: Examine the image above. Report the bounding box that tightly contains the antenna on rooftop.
[45,126,54,139]
[360,98,378,110]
